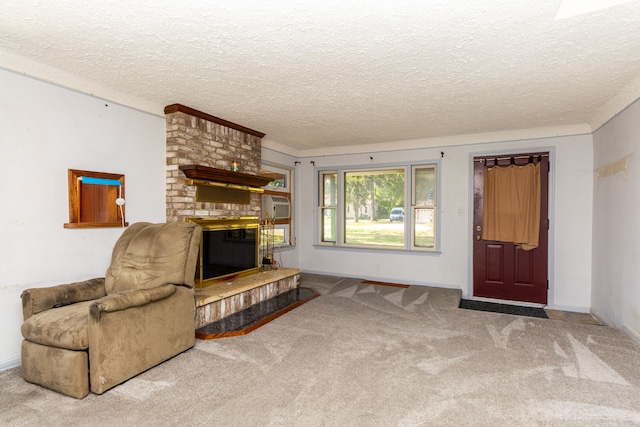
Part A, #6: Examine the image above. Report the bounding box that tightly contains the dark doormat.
[459,299,548,319]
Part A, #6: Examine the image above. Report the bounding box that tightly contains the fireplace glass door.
[189,218,260,287]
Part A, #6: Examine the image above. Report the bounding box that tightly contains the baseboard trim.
[548,303,590,313]
[0,356,21,371]
[622,323,640,345]
[588,310,640,345]
[589,308,612,327]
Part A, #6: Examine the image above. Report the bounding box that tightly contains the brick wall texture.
[166,111,262,222]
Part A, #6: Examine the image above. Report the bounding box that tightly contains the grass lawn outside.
[322,217,435,248]
[345,219,405,246]
[343,219,435,248]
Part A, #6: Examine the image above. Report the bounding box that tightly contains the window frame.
[410,164,438,252]
[316,161,440,252]
[261,165,290,192]
[260,224,290,250]
[260,163,294,249]
[318,170,339,245]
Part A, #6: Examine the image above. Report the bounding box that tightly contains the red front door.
[472,153,549,304]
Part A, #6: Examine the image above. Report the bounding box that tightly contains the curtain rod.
[473,154,549,163]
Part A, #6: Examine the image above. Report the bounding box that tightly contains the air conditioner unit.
[262,195,291,219]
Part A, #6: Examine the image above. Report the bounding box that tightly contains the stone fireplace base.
[194,268,301,329]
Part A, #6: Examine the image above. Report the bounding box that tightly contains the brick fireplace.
[164,104,300,329]
[165,103,264,222]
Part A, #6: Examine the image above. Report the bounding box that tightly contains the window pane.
[261,225,289,247]
[260,169,288,189]
[273,228,285,245]
[344,169,405,247]
[414,208,435,248]
[321,208,337,243]
[322,173,337,207]
[415,166,436,207]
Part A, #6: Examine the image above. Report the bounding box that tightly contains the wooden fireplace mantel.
[164,104,266,138]
[179,164,273,188]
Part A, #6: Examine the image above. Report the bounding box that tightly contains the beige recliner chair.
[20,222,201,399]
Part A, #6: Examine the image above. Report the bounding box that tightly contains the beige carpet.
[2,273,640,426]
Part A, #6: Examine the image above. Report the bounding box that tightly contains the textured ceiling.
[1,0,640,155]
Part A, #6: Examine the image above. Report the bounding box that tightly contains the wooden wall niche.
[64,169,128,228]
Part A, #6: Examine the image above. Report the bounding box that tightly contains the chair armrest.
[88,285,194,394]
[21,278,106,320]
[90,285,176,315]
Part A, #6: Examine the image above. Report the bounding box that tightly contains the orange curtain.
[482,163,541,251]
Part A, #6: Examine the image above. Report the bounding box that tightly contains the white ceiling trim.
[289,124,593,158]
[0,49,165,117]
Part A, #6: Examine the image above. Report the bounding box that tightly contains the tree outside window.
[344,168,405,247]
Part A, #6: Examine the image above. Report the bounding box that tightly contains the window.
[317,163,439,252]
[344,168,405,247]
[411,165,437,250]
[319,171,338,243]
[260,224,290,251]
[261,168,288,191]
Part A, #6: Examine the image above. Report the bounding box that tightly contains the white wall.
[293,134,594,312]
[0,69,166,369]
[592,98,640,340]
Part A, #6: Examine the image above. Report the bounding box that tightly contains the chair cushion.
[21,301,93,350]
[105,222,200,294]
